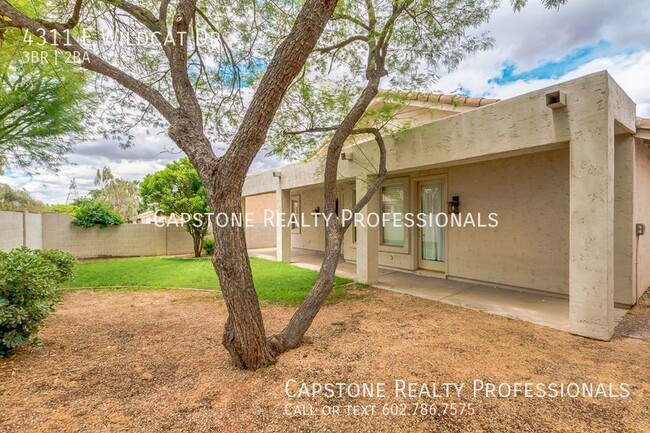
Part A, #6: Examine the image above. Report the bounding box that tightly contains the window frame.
[379,177,410,254]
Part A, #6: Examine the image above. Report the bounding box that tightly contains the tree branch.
[314,35,368,54]
[347,127,387,220]
[219,0,338,182]
[103,0,172,59]
[331,13,370,31]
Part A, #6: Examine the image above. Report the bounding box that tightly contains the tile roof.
[639,118,650,129]
[378,90,500,108]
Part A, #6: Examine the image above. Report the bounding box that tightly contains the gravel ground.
[1,288,648,433]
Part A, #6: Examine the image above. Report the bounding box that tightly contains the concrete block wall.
[0,211,25,251]
[0,211,195,258]
[24,212,43,249]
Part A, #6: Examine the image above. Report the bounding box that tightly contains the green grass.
[61,256,353,304]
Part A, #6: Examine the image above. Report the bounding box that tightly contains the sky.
[3,0,650,204]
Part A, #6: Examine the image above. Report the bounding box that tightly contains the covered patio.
[249,247,628,333]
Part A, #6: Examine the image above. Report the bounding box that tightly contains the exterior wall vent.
[546,90,567,109]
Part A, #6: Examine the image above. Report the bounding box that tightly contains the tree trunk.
[192,234,202,258]
[209,185,275,369]
[269,224,343,353]
[269,70,386,356]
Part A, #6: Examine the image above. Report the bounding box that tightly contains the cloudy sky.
[3,0,650,204]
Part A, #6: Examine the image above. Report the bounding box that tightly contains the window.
[290,196,300,233]
[381,184,405,247]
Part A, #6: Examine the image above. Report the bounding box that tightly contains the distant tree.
[91,166,140,222]
[0,183,44,212]
[70,198,123,228]
[0,21,93,172]
[140,158,210,258]
[43,204,77,214]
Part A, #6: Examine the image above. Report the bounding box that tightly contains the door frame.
[413,174,449,274]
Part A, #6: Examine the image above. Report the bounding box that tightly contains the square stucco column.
[569,114,615,340]
[276,184,291,263]
[356,176,380,285]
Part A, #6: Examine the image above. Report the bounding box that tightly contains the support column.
[276,184,291,263]
[569,111,615,340]
[356,176,379,284]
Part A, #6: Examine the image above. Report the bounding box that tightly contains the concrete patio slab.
[248,247,629,334]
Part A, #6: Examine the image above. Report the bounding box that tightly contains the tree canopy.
[140,157,210,257]
[92,166,140,222]
[0,183,44,211]
[0,13,93,172]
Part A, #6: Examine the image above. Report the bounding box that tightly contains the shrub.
[0,247,76,357]
[203,236,215,256]
[71,200,123,228]
[36,249,77,282]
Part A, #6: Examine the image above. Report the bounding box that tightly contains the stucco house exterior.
[242,71,650,341]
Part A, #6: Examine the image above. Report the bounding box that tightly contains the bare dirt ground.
[1,288,649,433]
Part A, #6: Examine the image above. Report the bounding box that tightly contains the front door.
[418,180,446,272]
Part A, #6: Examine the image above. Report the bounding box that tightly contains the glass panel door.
[419,180,446,272]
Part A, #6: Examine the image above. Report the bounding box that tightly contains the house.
[242,71,650,341]
[133,209,167,224]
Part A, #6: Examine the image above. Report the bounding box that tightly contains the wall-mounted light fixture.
[546,90,567,109]
[272,171,281,177]
[341,152,353,161]
[447,196,460,214]
[312,206,321,215]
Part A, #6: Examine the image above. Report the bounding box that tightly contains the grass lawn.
[61,256,352,304]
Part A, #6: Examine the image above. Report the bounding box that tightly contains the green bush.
[203,236,215,256]
[0,247,76,357]
[36,249,77,282]
[71,200,123,228]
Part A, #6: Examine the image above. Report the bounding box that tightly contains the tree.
[0,0,566,369]
[44,203,77,214]
[140,158,210,258]
[93,166,140,222]
[0,183,44,212]
[0,14,92,172]
[70,198,123,228]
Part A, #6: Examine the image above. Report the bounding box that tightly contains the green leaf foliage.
[0,183,44,212]
[43,204,78,215]
[140,157,211,238]
[203,236,215,256]
[0,247,76,357]
[71,199,124,228]
[0,21,93,172]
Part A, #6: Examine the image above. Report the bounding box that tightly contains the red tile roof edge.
[378,89,500,108]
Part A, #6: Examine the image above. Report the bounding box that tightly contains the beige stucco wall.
[289,187,326,251]
[446,148,569,293]
[340,148,570,294]
[614,136,636,305]
[634,141,650,300]
[0,211,25,251]
[244,193,277,249]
